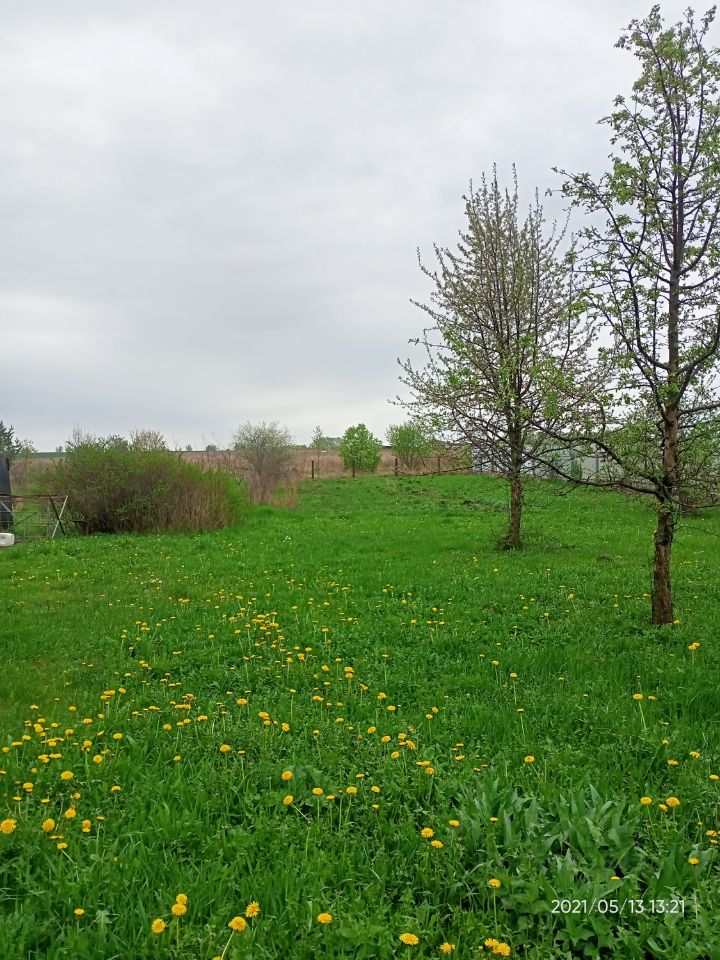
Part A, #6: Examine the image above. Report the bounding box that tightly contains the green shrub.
[339,423,382,474]
[386,421,434,471]
[50,437,249,534]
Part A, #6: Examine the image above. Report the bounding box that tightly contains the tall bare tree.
[310,426,327,473]
[398,168,589,549]
[232,421,294,504]
[549,5,720,624]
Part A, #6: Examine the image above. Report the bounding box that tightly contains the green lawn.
[0,476,718,959]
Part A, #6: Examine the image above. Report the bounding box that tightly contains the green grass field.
[1,476,718,959]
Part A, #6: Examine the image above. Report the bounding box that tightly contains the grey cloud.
[0,0,706,449]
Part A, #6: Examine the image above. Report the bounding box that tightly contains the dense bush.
[50,436,249,534]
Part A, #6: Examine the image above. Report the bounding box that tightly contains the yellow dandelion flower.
[282,794,294,805]
[317,912,333,924]
[42,818,56,832]
[60,771,74,781]
[281,771,293,781]
[640,796,653,806]
[312,787,324,796]
[488,878,502,889]
[439,944,455,955]
[399,932,420,946]
[64,808,77,820]
[245,901,260,918]
[228,915,247,932]
[151,918,166,934]
[74,908,85,916]
[688,856,700,865]
[219,744,232,754]
[524,755,535,764]
[346,786,358,795]
[81,820,91,833]
[420,827,434,838]
[171,902,186,917]
[448,819,460,827]
[666,796,680,808]
[0,819,17,835]
[431,839,443,848]
[175,893,188,905]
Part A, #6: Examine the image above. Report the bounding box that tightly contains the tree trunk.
[652,500,675,624]
[655,168,681,623]
[653,394,679,624]
[503,465,523,550]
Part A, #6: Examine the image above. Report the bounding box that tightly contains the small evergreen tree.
[0,422,22,459]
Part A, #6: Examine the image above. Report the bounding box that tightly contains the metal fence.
[0,494,71,541]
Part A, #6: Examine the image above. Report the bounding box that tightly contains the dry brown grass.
[11,447,473,498]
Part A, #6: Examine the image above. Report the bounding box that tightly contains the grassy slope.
[0,476,718,959]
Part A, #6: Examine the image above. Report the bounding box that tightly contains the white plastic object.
[0,532,15,547]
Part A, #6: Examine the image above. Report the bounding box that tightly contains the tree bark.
[652,499,675,624]
[503,433,523,549]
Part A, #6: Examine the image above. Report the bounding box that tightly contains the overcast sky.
[1,0,711,450]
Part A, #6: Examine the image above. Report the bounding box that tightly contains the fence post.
[394,457,398,476]
[0,457,12,532]
[352,461,356,478]
[311,459,315,480]
[436,455,440,474]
